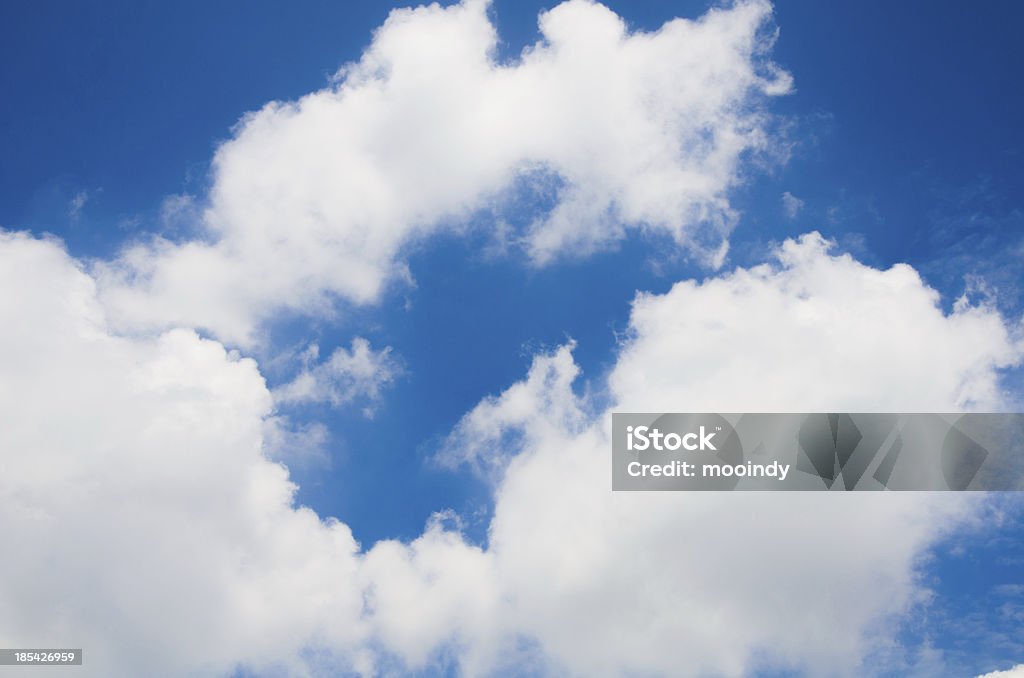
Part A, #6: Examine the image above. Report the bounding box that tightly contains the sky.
[1,1,1023,677]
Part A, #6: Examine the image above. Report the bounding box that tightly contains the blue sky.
[5,0,1023,541]
[2,1,1023,677]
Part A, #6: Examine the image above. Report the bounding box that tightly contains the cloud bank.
[440,233,1020,676]
[2,230,1020,676]
[94,0,790,346]
[979,666,1024,678]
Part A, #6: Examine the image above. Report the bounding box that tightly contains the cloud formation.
[94,0,790,346]
[4,1,1022,677]
[3,230,1020,676]
[978,666,1024,678]
[441,233,1021,676]
[0,233,368,676]
[611,232,1019,413]
[274,338,401,416]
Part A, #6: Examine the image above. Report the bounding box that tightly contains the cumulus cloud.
[94,0,790,345]
[4,227,1020,677]
[274,338,401,416]
[0,232,370,677]
[436,341,587,480]
[978,666,1024,678]
[0,231,506,677]
[437,233,1022,676]
[611,231,1020,413]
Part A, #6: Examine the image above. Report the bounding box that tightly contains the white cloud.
[94,0,790,346]
[0,231,500,677]
[436,341,587,480]
[3,229,1022,677]
[611,231,1020,413]
[0,232,371,677]
[261,415,330,466]
[274,338,401,416]
[978,666,1024,678]
[441,233,1022,676]
[782,189,804,218]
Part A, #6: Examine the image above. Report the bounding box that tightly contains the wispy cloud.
[274,338,401,417]
[781,190,804,218]
[68,189,89,220]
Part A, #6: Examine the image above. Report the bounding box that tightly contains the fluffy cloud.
[274,338,401,416]
[0,232,370,676]
[5,228,1020,677]
[0,232,490,676]
[979,667,1024,678]
[442,233,1022,676]
[0,231,507,677]
[437,341,587,480]
[94,0,790,345]
[611,232,1020,413]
